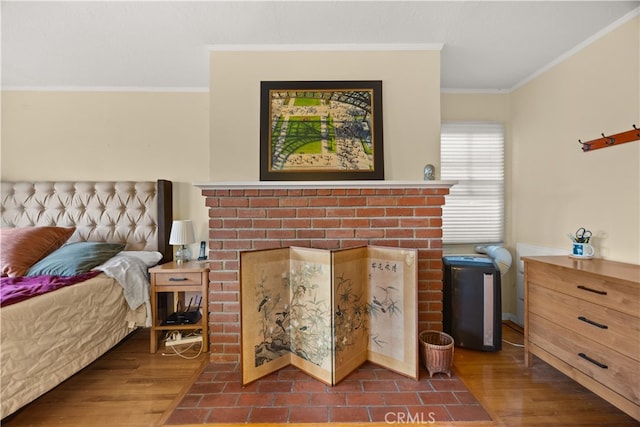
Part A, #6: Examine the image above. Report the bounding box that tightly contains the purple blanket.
[0,270,101,307]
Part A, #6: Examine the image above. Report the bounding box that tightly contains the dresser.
[523,256,639,420]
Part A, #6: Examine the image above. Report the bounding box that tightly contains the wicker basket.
[419,330,454,378]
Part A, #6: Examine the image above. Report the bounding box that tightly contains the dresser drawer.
[527,263,638,316]
[529,284,640,361]
[529,313,639,405]
[154,272,203,286]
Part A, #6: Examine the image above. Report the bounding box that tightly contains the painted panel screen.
[240,246,417,386]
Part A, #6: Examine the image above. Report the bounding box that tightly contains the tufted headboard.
[1,179,173,264]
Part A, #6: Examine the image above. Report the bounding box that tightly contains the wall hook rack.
[579,125,640,152]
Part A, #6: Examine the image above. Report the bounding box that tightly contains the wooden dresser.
[523,256,639,420]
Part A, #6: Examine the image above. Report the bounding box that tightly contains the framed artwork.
[260,80,384,181]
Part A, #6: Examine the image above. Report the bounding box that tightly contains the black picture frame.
[260,80,384,181]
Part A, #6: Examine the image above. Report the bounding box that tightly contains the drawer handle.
[578,352,608,369]
[577,285,607,295]
[577,316,608,329]
[169,277,188,282]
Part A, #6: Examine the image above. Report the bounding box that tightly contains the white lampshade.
[169,220,195,263]
[169,220,195,245]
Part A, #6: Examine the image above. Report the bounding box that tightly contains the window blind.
[440,122,504,244]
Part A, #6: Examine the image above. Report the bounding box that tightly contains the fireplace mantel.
[197,179,456,363]
[195,180,456,190]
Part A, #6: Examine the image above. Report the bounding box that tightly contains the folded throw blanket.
[96,254,152,326]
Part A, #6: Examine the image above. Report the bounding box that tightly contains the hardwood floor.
[2,328,207,427]
[2,324,637,426]
[456,323,638,426]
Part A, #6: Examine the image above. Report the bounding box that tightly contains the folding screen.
[240,246,418,386]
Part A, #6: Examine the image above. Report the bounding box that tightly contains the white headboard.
[1,180,173,263]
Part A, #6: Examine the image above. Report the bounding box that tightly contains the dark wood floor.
[2,324,637,426]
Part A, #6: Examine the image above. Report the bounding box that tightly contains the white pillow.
[119,251,163,267]
[93,250,163,270]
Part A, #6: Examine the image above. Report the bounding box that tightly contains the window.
[440,122,504,244]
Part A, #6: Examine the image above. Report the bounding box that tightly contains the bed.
[0,179,173,419]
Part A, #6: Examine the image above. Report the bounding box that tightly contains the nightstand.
[149,261,209,353]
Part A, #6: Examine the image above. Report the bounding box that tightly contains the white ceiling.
[2,1,638,92]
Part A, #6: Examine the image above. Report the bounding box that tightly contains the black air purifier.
[442,256,502,351]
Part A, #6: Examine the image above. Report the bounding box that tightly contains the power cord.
[502,321,525,347]
[502,339,525,348]
[161,330,204,359]
[162,341,203,359]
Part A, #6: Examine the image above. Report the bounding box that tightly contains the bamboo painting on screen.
[240,246,418,386]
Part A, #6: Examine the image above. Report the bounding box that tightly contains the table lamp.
[169,220,195,263]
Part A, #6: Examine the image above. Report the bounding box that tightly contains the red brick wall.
[201,185,451,363]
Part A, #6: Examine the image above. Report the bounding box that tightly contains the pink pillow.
[0,226,75,277]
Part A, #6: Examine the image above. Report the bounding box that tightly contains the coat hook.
[580,126,640,152]
[601,133,615,145]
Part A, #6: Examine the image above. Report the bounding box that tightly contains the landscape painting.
[260,81,384,181]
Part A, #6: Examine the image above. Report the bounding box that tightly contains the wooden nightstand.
[149,261,209,353]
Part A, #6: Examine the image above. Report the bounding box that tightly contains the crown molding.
[1,86,209,93]
[208,43,443,52]
[511,6,640,92]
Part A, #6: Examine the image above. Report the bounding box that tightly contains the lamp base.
[175,245,191,263]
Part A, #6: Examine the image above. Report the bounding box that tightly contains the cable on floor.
[501,321,525,347]
[161,330,204,359]
[162,341,203,359]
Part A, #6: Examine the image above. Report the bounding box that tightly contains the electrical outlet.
[165,334,202,347]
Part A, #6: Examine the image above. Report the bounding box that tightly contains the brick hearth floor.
[165,361,491,424]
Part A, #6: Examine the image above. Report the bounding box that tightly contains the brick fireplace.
[196,181,455,363]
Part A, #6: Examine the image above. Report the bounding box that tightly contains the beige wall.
[511,17,640,264]
[1,91,211,257]
[209,49,442,181]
